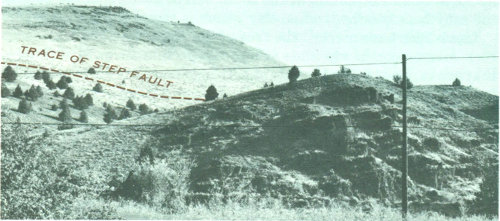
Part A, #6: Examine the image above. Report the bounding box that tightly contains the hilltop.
[1,5,286,125]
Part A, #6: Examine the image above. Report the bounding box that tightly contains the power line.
[2,121,497,132]
[407,55,498,60]
[8,61,402,74]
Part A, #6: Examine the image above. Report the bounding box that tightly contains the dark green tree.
[73,96,89,110]
[13,85,23,98]
[34,71,42,80]
[119,108,131,120]
[45,79,57,90]
[205,85,219,101]
[103,106,117,124]
[51,104,58,111]
[2,66,17,82]
[42,71,50,83]
[56,76,69,89]
[84,94,93,106]
[139,103,150,115]
[93,83,103,92]
[59,98,69,109]
[64,76,72,83]
[88,67,96,74]
[17,99,32,114]
[53,90,61,97]
[452,78,461,86]
[36,86,43,97]
[311,69,321,77]
[223,93,228,98]
[26,85,41,101]
[63,87,75,100]
[79,111,88,123]
[288,65,300,83]
[2,83,11,97]
[58,106,72,123]
[126,98,136,110]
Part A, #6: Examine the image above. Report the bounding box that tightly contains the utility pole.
[402,54,408,219]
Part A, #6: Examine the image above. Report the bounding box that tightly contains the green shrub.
[59,106,72,122]
[392,75,413,89]
[84,94,94,106]
[2,65,17,82]
[57,76,69,89]
[116,149,195,213]
[60,98,69,109]
[13,84,23,98]
[205,85,219,101]
[63,87,75,100]
[17,99,32,114]
[88,67,96,74]
[452,78,461,86]
[139,103,150,115]
[79,111,88,123]
[42,71,50,83]
[126,98,136,110]
[93,83,103,92]
[34,71,42,80]
[73,96,89,110]
[119,108,131,120]
[103,106,117,124]
[45,79,57,90]
[311,69,321,77]
[288,65,300,83]
[2,83,11,97]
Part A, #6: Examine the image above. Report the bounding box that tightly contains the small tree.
[264,83,268,88]
[452,78,461,86]
[34,71,42,80]
[126,98,136,110]
[13,85,23,98]
[288,65,300,83]
[84,94,94,106]
[51,104,58,111]
[119,108,131,120]
[139,103,150,115]
[73,96,89,110]
[93,83,103,92]
[311,69,321,77]
[270,82,274,87]
[58,106,72,122]
[53,90,61,97]
[103,106,117,124]
[56,76,69,89]
[88,67,96,74]
[223,93,228,98]
[205,85,219,101]
[59,98,69,109]
[79,111,88,123]
[26,85,41,101]
[64,76,72,83]
[18,99,32,114]
[2,66,17,82]
[63,87,75,100]
[36,86,43,97]
[42,71,50,83]
[338,65,346,74]
[45,79,57,90]
[393,75,413,89]
[2,83,11,97]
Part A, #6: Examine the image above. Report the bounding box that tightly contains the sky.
[2,0,499,94]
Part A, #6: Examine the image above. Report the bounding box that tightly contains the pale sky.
[2,0,499,94]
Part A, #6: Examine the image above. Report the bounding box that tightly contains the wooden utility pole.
[402,54,408,219]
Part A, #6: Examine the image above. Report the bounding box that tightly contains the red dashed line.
[2,61,204,101]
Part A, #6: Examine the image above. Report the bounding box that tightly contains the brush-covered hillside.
[3,71,497,219]
[1,5,286,125]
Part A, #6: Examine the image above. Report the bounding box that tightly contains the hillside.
[1,5,286,125]
[18,73,498,218]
